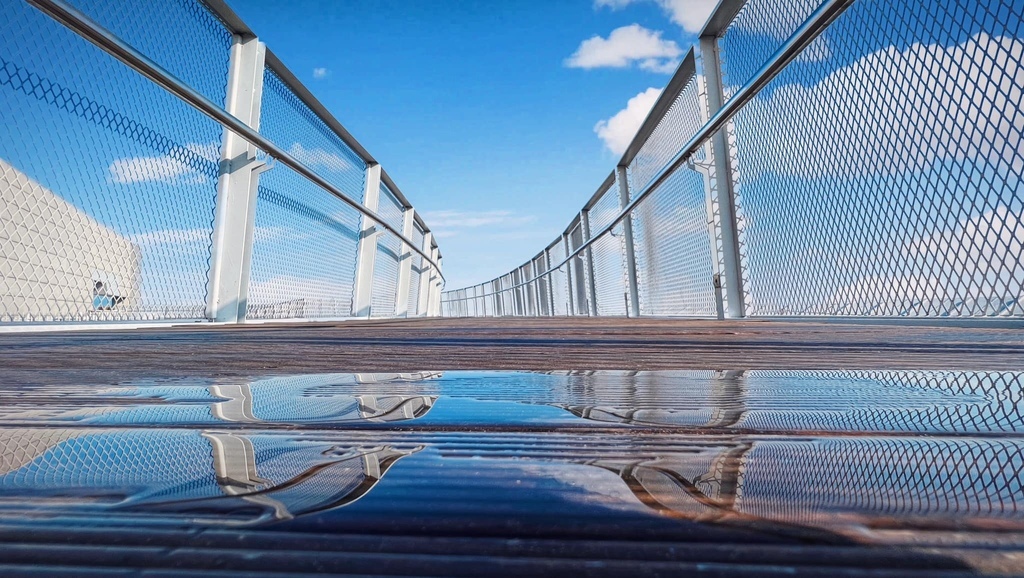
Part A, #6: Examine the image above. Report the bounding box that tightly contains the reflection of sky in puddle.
[0,370,1023,551]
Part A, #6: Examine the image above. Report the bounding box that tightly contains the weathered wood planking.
[0,318,1020,383]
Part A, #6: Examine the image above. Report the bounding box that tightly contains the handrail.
[27,0,445,279]
[442,0,854,302]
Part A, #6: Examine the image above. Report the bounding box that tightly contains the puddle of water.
[1,369,1023,557]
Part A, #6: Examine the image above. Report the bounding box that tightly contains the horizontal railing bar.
[199,0,255,39]
[26,0,444,280]
[443,0,853,301]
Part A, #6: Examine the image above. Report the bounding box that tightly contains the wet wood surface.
[1,317,1021,383]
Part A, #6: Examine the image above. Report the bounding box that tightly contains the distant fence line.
[0,0,443,326]
[442,0,1024,323]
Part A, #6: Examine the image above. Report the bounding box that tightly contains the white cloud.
[312,67,329,80]
[594,87,662,155]
[108,143,219,185]
[565,24,682,73]
[288,143,354,173]
[595,0,717,34]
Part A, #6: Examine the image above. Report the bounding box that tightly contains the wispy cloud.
[288,143,354,173]
[312,67,329,80]
[421,210,537,239]
[108,142,219,185]
[594,0,717,34]
[565,24,682,73]
[594,87,662,155]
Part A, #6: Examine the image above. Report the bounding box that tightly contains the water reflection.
[542,370,1024,433]
[0,428,419,526]
[577,437,1024,542]
[0,372,439,426]
[0,369,1022,548]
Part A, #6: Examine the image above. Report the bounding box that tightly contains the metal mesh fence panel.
[722,0,1024,317]
[630,168,717,317]
[568,224,591,316]
[588,187,628,316]
[245,68,366,320]
[0,1,230,322]
[718,0,824,97]
[548,244,569,316]
[65,0,233,105]
[628,73,708,197]
[370,184,403,318]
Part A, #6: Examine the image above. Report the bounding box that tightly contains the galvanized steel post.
[352,164,382,318]
[700,35,746,319]
[394,207,416,317]
[615,166,641,318]
[206,34,267,323]
[580,211,599,316]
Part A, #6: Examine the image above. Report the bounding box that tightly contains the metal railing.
[442,0,1024,324]
[0,0,443,326]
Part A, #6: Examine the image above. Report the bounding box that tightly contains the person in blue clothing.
[92,281,114,310]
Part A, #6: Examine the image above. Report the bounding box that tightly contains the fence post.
[351,163,382,318]
[615,166,641,317]
[414,231,433,317]
[580,211,599,316]
[700,35,746,319]
[562,233,576,315]
[394,207,416,317]
[206,35,267,323]
[545,250,556,315]
[434,255,444,316]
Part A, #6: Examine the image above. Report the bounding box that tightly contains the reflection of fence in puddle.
[0,372,440,426]
[545,370,1024,433]
[587,437,1024,542]
[0,428,419,526]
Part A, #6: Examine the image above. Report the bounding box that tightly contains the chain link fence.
[442,0,1022,323]
[1,0,442,326]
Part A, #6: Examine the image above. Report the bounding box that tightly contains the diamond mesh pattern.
[718,0,824,96]
[0,1,227,322]
[628,74,708,195]
[588,187,628,316]
[370,184,403,318]
[245,68,366,320]
[65,0,232,105]
[723,0,1024,317]
[632,167,717,316]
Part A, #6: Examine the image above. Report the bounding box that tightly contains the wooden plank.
[0,318,1020,384]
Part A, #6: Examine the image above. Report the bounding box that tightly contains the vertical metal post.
[545,250,556,315]
[351,164,382,318]
[416,232,434,317]
[525,262,537,316]
[394,207,416,317]
[580,211,599,316]
[562,233,576,316]
[701,35,746,319]
[427,251,442,317]
[615,166,641,317]
[206,35,266,323]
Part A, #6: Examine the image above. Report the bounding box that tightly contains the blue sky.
[227,0,717,289]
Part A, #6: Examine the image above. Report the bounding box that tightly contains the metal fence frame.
[10,0,443,327]
[441,0,1023,327]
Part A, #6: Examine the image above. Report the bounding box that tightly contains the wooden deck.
[1,317,1021,382]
